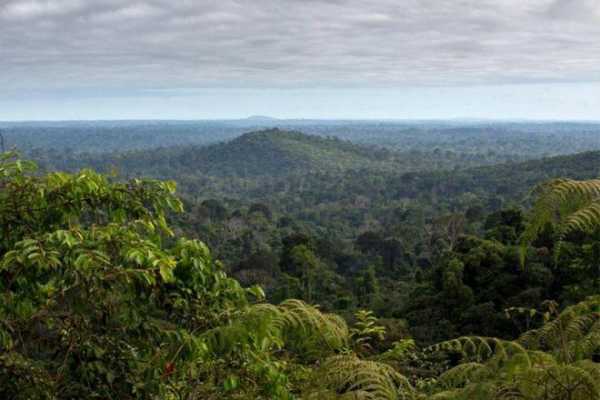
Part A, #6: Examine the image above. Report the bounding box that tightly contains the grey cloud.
[546,0,600,20]
[1,0,600,97]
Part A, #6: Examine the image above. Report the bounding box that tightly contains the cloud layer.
[1,0,600,95]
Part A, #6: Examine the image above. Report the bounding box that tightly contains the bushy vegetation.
[1,150,598,399]
[17,130,600,339]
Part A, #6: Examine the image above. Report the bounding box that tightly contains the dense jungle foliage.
[1,148,599,399]
[1,123,600,398]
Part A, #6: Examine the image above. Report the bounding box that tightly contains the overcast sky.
[1,0,600,120]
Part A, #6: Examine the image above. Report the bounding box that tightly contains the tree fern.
[426,336,530,365]
[202,299,349,361]
[518,296,600,363]
[304,354,415,400]
[520,178,600,265]
[426,297,600,400]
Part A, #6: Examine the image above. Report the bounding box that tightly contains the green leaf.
[223,376,239,391]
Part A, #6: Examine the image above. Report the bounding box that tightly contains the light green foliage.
[2,152,599,399]
[305,355,416,400]
[350,309,386,353]
[424,297,600,399]
[0,152,253,399]
[204,299,349,361]
[521,178,600,264]
[518,296,600,363]
[380,339,417,362]
[197,300,350,398]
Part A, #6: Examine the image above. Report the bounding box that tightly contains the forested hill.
[6,120,600,162]
[395,149,600,203]
[222,148,600,225]
[33,129,600,212]
[37,128,445,178]
[166,128,397,177]
[35,127,556,182]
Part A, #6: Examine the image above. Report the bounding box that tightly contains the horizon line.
[2,117,600,124]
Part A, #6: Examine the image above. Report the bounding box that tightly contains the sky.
[1,0,600,120]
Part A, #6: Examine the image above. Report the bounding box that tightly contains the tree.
[484,208,525,244]
[248,202,272,220]
[280,232,313,274]
[0,153,257,399]
[354,265,381,308]
[355,231,383,255]
[288,244,320,303]
[200,198,228,222]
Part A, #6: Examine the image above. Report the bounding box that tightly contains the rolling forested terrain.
[5,119,600,159]
[1,121,600,399]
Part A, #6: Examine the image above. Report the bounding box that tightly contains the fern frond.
[436,362,490,389]
[202,299,349,360]
[516,363,600,399]
[306,354,415,400]
[429,382,522,400]
[269,299,349,361]
[426,336,529,366]
[201,303,282,356]
[518,296,600,362]
[520,178,600,266]
[427,297,600,399]
[563,201,600,236]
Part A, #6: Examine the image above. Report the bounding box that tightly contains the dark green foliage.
[3,119,600,399]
